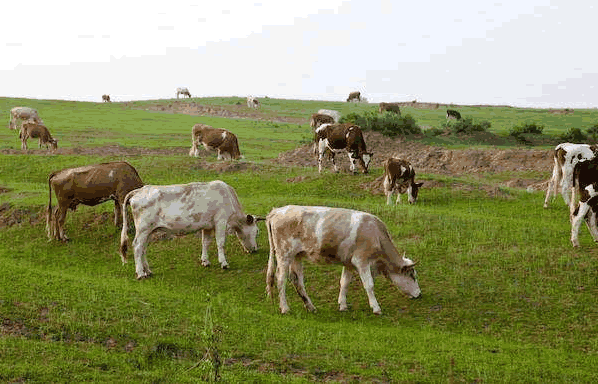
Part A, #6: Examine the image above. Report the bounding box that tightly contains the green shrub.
[587,124,598,140]
[509,122,544,136]
[559,127,587,142]
[443,118,491,135]
[339,110,421,137]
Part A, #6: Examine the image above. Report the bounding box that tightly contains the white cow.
[120,180,264,279]
[543,143,597,213]
[317,109,341,123]
[266,205,421,315]
[9,107,43,130]
[176,87,192,99]
[247,96,260,109]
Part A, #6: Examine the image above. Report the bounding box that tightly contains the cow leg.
[383,176,394,205]
[544,163,559,208]
[348,153,356,174]
[276,256,292,314]
[396,192,402,204]
[317,140,327,173]
[331,153,339,172]
[132,230,152,279]
[353,261,382,314]
[289,260,316,312]
[584,207,598,242]
[216,149,223,160]
[21,137,28,150]
[561,173,572,207]
[338,267,353,311]
[571,202,591,247]
[113,200,122,227]
[214,222,229,269]
[200,229,214,267]
[56,205,70,242]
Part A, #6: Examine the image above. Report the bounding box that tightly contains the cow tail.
[265,217,277,301]
[46,173,54,240]
[231,134,242,160]
[119,189,136,263]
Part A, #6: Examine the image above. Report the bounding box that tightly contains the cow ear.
[416,182,423,187]
[246,214,254,224]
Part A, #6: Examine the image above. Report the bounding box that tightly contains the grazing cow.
[247,96,260,109]
[47,162,144,242]
[446,109,462,120]
[19,120,58,151]
[543,143,598,211]
[176,87,192,99]
[119,180,264,279]
[346,91,361,102]
[379,102,401,115]
[314,123,373,174]
[383,157,423,205]
[309,113,335,129]
[9,107,43,130]
[102,94,111,102]
[189,124,242,160]
[317,109,341,123]
[265,205,421,314]
[570,157,598,247]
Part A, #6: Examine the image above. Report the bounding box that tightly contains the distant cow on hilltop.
[446,109,462,120]
[176,87,192,99]
[379,102,401,115]
[347,91,361,102]
[102,94,111,102]
[189,124,242,160]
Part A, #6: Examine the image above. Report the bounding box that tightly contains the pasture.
[0,97,597,382]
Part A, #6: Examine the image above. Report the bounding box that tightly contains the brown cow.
[20,120,58,151]
[379,102,401,115]
[46,162,144,242]
[383,157,423,205]
[346,91,361,102]
[189,124,242,160]
[314,123,373,174]
[309,113,335,129]
[102,94,111,102]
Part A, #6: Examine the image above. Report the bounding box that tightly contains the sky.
[1,0,597,108]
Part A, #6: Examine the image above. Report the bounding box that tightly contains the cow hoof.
[339,306,348,312]
[201,261,211,267]
[373,310,382,315]
[221,263,229,270]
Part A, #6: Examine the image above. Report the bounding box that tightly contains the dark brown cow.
[46,162,144,242]
[383,157,423,205]
[102,94,111,102]
[379,102,401,115]
[346,91,361,102]
[314,123,373,174]
[189,124,242,160]
[570,157,598,247]
[309,113,335,129]
[446,109,462,120]
[20,120,58,151]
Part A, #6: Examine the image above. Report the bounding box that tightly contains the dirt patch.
[0,144,190,157]
[0,203,44,228]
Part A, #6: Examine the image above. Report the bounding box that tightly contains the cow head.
[356,152,373,174]
[388,254,421,299]
[235,214,265,253]
[50,139,58,151]
[408,182,424,204]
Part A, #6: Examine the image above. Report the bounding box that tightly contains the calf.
[314,123,373,174]
[189,124,242,160]
[309,113,335,129]
[266,205,421,314]
[102,94,111,102]
[446,109,462,120]
[47,162,144,242]
[120,180,264,279]
[570,157,598,247]
[20,120,58,151]
[176,87,192,98]
[9,106,43,130]
[347,91,361,102]
[383,157,423,205]
[247,96,260,109]
[379,102,401,115]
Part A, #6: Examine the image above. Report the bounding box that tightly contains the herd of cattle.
[5,94,596,314]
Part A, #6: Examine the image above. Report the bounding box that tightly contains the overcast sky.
[1,0,596,108]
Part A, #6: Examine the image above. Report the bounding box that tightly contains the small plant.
[187,297,225,382]
[339,110,421,137]
[444,118,491,135]
[509,122,544,136]
[587,124,598,141]
[559,127,587,143]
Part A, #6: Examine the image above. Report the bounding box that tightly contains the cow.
[265,205,421,314]
[9,107,43,130]
[383,157,423,205]
[102,94,111,102]
[314,123,373,174]
[46,162,144,242]
[347,91,361,103]
[189,124,242,160]
[446,109,462,120]
[176,87,192,99]
[19,120,58,151]
[309,113,335,129]
[379,102,401,115]
[317,109,341,123]
[543,143,598,213]
[569,157,598,247]
[247,96,260,109]
[119,180,264,279]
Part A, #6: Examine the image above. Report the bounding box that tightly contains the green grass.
[1,97,597,382]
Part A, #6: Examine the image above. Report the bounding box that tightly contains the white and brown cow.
[379,102,401,115]
[309,113,335,129]
[446,109,462,120]
[346,91,361,102]
[317,109,341,123]
[314,123,373,174]
[47,162,144,242]
[176,87,192,99]
[247,96,260,109]
[102,94,111,102]
[119,180,264,279]
[19,120,58,151]
[189,124,242,160]
[544,143,598,212]
[569,157,598,247]
[266,205,421,314]
[383,157,423,205]
[9,106,43,130]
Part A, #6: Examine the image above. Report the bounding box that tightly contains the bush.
[443,118,491,135]
[587,124,598,141]
[339,110,421,137]
[509,122,544,136]
[559,127,587,143]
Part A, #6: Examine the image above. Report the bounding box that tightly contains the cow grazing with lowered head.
[247,96,260,109]
[446,109,462,120]
[176,87,191,99]
[20,120,58,151]
[314,123,373,174]
[383,157,423,205]
[266,205,421,314]
[544,143,598,213]
[47,162,144,242]
[189,124,242,160]
[569,157,598,247]
[309,113,335,129]
[347,91,361,102]
[317,109,341,123]
[102,94,111,102]
[379,102,401,115]
[9,107,43,130]
[119,180,265,279]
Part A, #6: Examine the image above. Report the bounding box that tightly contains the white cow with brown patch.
[102,94,111,102]
[189,124,242,160]
[266,205,421,314]
[9,106,43,130]
[383,157,423,205]
[119,180,264,279]
[570,157,598,247]
[19,120,58,151]
[314,123,373,174]
[247,96,260,109]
